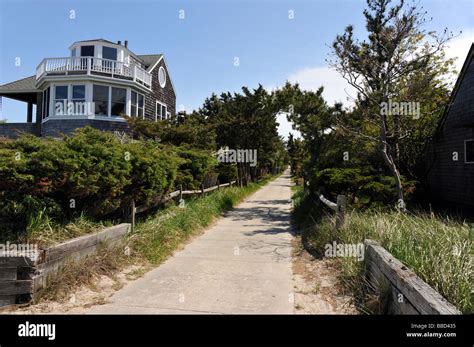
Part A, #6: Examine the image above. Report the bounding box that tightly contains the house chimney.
[117,40,122,45]
[124,40,128,48]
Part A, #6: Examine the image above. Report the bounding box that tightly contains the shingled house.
[426,43,474,208]
[0,39,176,137]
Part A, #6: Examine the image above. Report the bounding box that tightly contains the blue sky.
[1,0,473,138]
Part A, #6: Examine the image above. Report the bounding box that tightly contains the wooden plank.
[203,186,219,193]
[0,280,33,295]
[169,190,180,199]
[364,240,461,314]
[319,194,337,211]
[42,224,130,263]
[388,286,420,315]
[0,268,17,281]
[0,295,16,307]
[0,254,40,267]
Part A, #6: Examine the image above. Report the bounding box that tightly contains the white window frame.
[158,66,166,88]
[53,85,69,116]
[465,139,474,164]
[110,86,127,117]
[130,90,145,118]
[92,83,111,117]
[156,101,167,121]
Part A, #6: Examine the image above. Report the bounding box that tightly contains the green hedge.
[0,128,180,234]
[313,168,416,208]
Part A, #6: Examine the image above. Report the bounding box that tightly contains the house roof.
[436,43,474,132]
[75,38,118,45]
[0,75,38,93]
[137,54,163,71]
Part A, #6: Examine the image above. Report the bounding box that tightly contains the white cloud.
[445,29,474,72]
[287,66,356,106]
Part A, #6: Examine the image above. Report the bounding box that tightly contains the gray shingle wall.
[41,119,129,137]
[427,56,474,207]
[144,59,176,121]
[0,123,41,138]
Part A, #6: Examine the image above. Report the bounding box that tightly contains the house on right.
[427,43,474,208]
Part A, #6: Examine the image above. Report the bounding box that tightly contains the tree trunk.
[380,114,406,211]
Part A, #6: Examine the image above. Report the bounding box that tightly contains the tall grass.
[292,187,473,313]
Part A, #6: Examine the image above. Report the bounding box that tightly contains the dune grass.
[291,186,473,313]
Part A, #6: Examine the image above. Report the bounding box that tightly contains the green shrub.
[0,127,184,237]
[313,168,416,208]
[173,146,218,190]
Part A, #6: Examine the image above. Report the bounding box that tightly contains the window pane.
[81,45,94,57]
[102,46,117,60]
[161,105,167,119]
[112,87,126,103]
[138,94,144,107]
[466,141,474,163]
[72,85,85,99]
[55,86,68,100]
[131,91,137,106]
[71,48,76,57]
[93,85,109,115]
[131,105,137,117]
[111,87,126,116]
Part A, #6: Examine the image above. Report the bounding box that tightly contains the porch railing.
[36,57,152,88]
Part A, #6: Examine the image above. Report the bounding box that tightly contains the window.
[466,140,474,164]
[93,85,109,116]
[42,87,50,119]
[158,66,166,88]
[54,85,68,115]
[131,91,144,118]
[156,101,167,120]
[72,85,86,115]
[131,91,137,117]
[81,45,94,57]
[71,48,76,57]
[111,87,126,116]
[138,94,144,117]
[102,47,117,61]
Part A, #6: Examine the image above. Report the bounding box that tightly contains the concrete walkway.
[90,171,294,314]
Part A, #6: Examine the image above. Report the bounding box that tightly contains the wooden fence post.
[179,184,183,201]
[128,199,135,232]
[201,184,204,197]
[217,180,220,190]
[335,195,346,230]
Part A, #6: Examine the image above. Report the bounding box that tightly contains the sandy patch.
[292,236,356,314]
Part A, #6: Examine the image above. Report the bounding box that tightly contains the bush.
[0,127,182,237]
[313,168,416,208]
[173,146,218,190]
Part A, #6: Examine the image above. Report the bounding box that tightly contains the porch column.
[27,102,33,123]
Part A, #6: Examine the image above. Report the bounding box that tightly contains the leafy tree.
[329,0,455,210]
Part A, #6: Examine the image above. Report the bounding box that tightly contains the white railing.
[36,57,152,88]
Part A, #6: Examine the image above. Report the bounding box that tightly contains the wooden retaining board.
[0,223,130,307]
[364,239,461,314]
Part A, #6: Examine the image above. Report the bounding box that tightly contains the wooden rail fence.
[127,181,237,231]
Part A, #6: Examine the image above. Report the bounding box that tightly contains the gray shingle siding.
[426,50,474,208]
[144,58,176,121]
[41,119,129,137]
